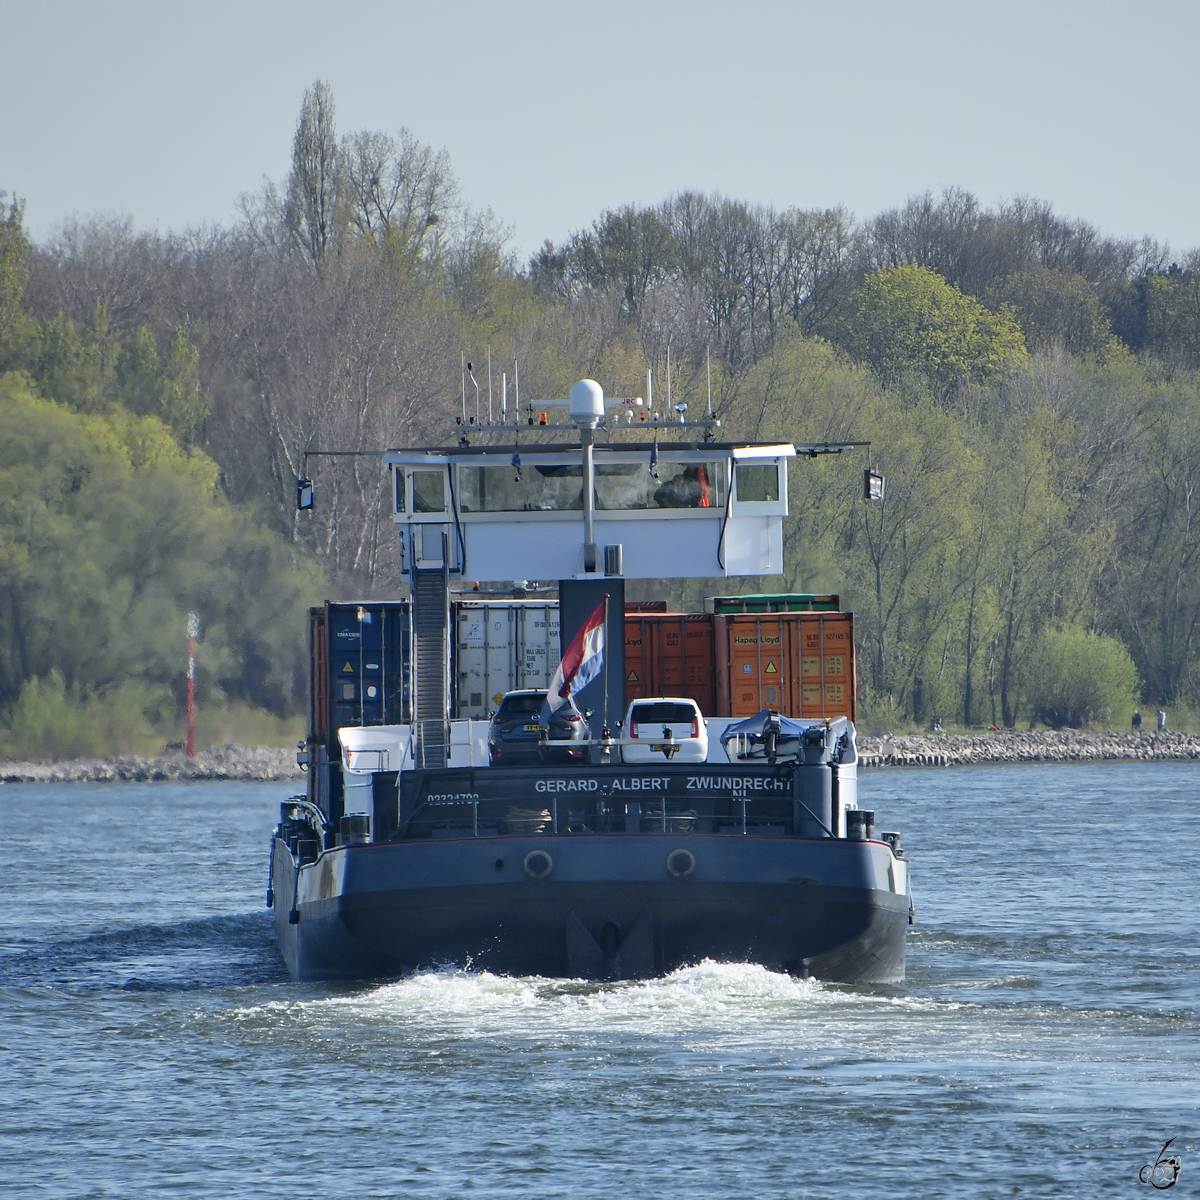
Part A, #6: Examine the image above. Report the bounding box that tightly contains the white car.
[621,697,708,763]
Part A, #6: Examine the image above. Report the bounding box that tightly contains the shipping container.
[453,601,562,719]
[624,613,717,714]
[625,600,668,613]
[709,593,841,614]
[309,602,412,749]
[715,612,855,720]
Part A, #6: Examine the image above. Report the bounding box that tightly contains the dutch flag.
[543,597,608,717]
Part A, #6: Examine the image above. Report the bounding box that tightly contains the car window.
[499,694,544,716]
[630,702,696,725]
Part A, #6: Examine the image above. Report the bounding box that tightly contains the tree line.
[3,79,1200,747]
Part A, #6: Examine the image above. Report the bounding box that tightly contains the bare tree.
[285,81,342,272]
[341,128,461,266]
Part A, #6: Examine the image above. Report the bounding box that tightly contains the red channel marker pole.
[186,612,200,759]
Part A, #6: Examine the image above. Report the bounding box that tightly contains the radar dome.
[569,379,605,427]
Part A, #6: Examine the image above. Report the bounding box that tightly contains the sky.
[5,0,1200,261]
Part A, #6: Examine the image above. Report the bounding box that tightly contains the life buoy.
[523,849,554,878]
[666,848,696,877]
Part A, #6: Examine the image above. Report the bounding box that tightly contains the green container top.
[710,593,841,614]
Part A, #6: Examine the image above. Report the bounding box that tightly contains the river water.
[1,762,1196,1197]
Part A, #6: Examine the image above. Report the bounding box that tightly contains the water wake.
[0,911,286,992]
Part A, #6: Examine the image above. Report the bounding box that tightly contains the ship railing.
[398,793,797,839]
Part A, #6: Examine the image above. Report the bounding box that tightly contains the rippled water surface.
[1,764,1197,1197]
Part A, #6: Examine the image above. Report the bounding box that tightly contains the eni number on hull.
[272,378,910,983]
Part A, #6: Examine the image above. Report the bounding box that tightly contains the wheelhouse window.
[411,471,446,513]
[458,466,582,512]
[596,462,725,510]
[735,464,779,503]
[458,461,727,512]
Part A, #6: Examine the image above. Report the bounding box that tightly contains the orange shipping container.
[715,612,855,721]
[624,614,716,714]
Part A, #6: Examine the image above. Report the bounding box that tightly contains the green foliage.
[0,373,324,756]
[1142,270,1200,368]
[154,327,209,440]
[192,701,305,750]
[116,325,161,415]
[836,266,1028,394]
[0,671,169,759]
[8,94,1197,739]
[32,303,119,413]
[1105,369,1200,705]
[31,311,211,440]
[711,327,1154,728]
[0,673,306,760]
[1022,625,1139,728]
[985,267,1118,357]
[0,196,36,374]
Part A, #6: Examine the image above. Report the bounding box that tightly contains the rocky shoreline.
[0,744,304,784]
[857,729,1200,767]
[2,731,1198,782]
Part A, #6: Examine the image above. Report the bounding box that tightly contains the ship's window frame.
[411,469,447,514]
[734,463,780,503]
[456,459,727,514]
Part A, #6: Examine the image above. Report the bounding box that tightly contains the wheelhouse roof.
[384,442,799,462]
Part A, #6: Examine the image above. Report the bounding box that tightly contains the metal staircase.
[412,534,450,769]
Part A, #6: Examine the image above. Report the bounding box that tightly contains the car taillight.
[563,712,581,722]
[691,717,699,737]
[629,723,638,738]
[493,714,506,723]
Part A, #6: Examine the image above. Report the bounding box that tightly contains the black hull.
[272,833,908,985]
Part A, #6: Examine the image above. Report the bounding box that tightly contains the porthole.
[667,848,696,877]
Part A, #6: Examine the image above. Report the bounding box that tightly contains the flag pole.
[603,592,610,735]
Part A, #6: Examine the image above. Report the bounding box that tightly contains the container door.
[454,601,563,718]
[624,617,652,706]
[329,605,387,730]
[518,605,559,692]
[651,615,716,714]
[725,615,792,716]
[486,606,518,707]
[384,605,411,725]
[455,605,492,719]
[797,614,856,720]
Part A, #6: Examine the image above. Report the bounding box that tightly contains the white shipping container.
[454,601,561,718]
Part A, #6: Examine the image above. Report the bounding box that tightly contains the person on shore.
[1132,711,1142,729]
[1158,710,1167,731]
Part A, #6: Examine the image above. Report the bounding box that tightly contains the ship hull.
[271,833,908,985]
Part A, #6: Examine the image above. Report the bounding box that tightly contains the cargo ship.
[270,380,911,983]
